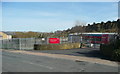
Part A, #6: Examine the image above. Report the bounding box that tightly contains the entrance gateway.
[68,33,117,48]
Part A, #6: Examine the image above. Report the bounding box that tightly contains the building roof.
[2,32,15,35]
[69,33,117,35]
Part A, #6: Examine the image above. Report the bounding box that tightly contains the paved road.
[2,50,118,72]
[30,48,110,60]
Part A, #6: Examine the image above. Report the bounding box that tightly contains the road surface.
[2,50,119,72]
[30,48,110,60]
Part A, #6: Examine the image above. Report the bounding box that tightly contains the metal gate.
[1,38,36,50]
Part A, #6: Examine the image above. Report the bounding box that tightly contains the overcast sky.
[1,2,118,32]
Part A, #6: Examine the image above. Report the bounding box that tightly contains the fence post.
[47,37,49,44]
[59,37,62,44]
[19,38,21,50]
[71,36,73,43]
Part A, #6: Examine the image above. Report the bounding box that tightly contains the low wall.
[34,43,80,50]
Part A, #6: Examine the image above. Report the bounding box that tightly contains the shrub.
[115,39,120,49]
[34,43,80,50]
[112,49,120,61]
[100,38,120,61]
[100,43,115,57]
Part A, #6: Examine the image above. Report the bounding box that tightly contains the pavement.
[2,48,119,72]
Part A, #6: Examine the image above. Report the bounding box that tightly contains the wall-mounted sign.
[49,38,60,44]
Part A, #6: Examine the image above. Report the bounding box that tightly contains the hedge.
[100,43,115,57]
[112,49,120,61]
[34,43,80,50]
[100,39,120,61]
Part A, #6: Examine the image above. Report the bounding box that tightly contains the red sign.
[49,38,60,44]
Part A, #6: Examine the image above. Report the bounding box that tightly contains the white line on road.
[22,60,54,70]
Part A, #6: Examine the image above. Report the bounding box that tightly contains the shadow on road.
[29,48,112,61]
[75,48,111,60]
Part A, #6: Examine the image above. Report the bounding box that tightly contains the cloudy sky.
[1,2,118,32]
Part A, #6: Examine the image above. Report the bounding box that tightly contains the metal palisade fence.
[1,37,70,50]
[1,38,35,50]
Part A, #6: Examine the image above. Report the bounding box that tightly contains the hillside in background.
[12,31,54,38]
[5,19,119,38]
[66,19,120,33]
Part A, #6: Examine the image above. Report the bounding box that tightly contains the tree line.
[65,19,120,33]
[12,19,120,38]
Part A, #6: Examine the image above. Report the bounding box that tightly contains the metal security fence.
[0,40,2,49]
[1,38,36,50]
[2,39,19,49]
[19,38,35,50]
[1,37,70,50]
[35,38,48,44]
[68,35,100,48]
[0,37,101,50]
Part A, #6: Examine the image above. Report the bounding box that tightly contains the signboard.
[49,38,60,44]
[102,34,109,44]
[84,34,109,44]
